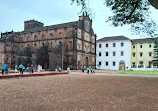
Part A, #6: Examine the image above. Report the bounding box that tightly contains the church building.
[0,16,96,70]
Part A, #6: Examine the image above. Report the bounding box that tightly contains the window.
[42,43,44,46]
[69,41,72,50]
[121,43,124,47]
[99,62,101,66]
[34,43,36,46]
[113,52,116,56]
[106,44,108,47]
[113,62,116,66]
[132,52,135,57]
[34,35,38,39]
[78,44,81,50]
[99,44,101,48]
[132,62,135,66]
[106,62,108,66]
[140,52,143,57]
[149,52,152,57]
[59,32,62,36]
[149,44,151,48]
[139,61,143,65]
[133,45,135,49]
[106,52,108,56]
[140,45,142,48]
[149,61,152,66]
[99,52,101,56]
[50,33,54,37]
[27,36,29,39]
[27,44,29,46]
[121,51,124,56]
[42,34,44,37]
[113,43,116,47]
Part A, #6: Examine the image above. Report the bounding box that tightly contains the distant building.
[0,16,96,70]
[96,36,131,70]
[131,38,154,68]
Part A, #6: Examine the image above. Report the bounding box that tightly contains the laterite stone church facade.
[0,16,96,70]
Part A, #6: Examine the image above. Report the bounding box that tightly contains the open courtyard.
[0,72,158,111]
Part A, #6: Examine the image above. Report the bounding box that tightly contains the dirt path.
[0,74,158,111]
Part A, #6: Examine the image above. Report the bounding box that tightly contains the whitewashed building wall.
[96,39,131,70]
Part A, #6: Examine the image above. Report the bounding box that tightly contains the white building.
[96,36,131,70]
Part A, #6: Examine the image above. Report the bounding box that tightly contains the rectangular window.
[139,61,143,65]
[106,44,108,47]
[106,52,108,56]
[121,51,124,56]
[113,62,116,66]
[149,52,152,57]
[149,61,152,66]
[99,52,101,56]
[132,52,135,57]
[106,62,108,66]
[140,52,143,57]
[121,43,124,47]
[140,45,142,48]
[99,62,101,66]
[113,43,116,47]
[99,44,101,48]
[113,52,116,56]
[132,62,135,66]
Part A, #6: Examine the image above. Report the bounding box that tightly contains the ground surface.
[0,71,158,111]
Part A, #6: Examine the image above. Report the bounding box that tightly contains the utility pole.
[62,38,65,71]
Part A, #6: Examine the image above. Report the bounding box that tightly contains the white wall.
[96,40,131,70]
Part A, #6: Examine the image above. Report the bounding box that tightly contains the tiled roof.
[97,36,130,41]
[132,38,154,43]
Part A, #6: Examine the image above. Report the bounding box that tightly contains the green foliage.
[71,0,158,37]
[118,71,158,75]
[152,38,158,68]
[17,47,32,67]
[36,45,49,69]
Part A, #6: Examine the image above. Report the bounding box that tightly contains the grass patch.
[117,71,158,75]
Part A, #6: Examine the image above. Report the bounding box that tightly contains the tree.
[36,45,49,69]
[49,42,65,70]
[152,38,158,68]
[71,0,158,37]
[17,47,32,67]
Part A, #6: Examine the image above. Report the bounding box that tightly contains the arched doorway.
[119,60,125,70]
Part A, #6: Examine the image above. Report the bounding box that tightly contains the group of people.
[1,64,42,75]
[82,66,95,74]
[17,64,37,74]
[1,64,9,75]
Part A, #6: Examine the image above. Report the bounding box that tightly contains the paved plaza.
[0,71,158,111]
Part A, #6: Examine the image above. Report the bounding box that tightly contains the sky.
[0,0,158,40]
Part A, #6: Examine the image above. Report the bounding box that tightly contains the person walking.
[87,67,89,74]
[81,67,84,73]
[15,65,18,73]
[31,64,34,73]
[19,64,24,75]
[2,65,4,75]
[59,67,61,72]
[4,64,9,74]
[90,67,93,74]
